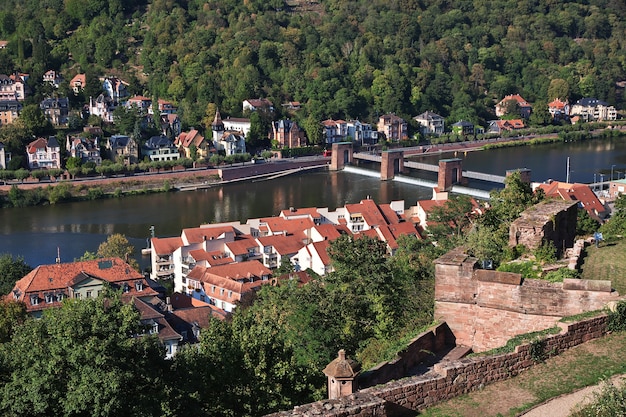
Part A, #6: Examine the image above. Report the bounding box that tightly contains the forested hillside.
[0,0,624,132]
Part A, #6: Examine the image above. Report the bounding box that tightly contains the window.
[220,288,224,296]
[123,283,130,293]
[45,293,54,303]
[56,293,64,302]
[74,292,81,299]
[211,286,215,293]
[31,295,39,305]
[135,281,143,292]
[228,291,232,298]
[86,291,92,298]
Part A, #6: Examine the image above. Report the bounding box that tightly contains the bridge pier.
[381,150,404,181]
[330,142,353,171]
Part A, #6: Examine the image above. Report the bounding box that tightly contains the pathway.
[521,374,625,417]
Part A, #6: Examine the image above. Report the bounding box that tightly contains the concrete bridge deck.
[353,152,506,184]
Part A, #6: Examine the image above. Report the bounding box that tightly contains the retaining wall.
[266,315,610,417]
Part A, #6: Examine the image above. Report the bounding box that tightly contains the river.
[2,136,626,270]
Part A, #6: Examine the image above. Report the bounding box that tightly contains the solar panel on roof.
[98,260,113,269]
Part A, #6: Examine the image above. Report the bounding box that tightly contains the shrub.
[543,268,579,283]
[607,300,626,332]
[497,260,540,279]
[534,241,557,264]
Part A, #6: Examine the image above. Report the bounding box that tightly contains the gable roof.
[151,237,183,255]
[9,258,156,312]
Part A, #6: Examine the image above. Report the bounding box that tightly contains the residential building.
[346,120,378,145]
[377,113,408,141]
[0,100,21,125]
[40,97,69,126]
[0,142,9,169]
[222,117,251,137]
[161,113,182,137]
[66,135,102,165]
[132,297,182,359]
[321,119,348,144]
[127,95,152,112]
[89,94,116,123]
[43,70,63,88]
[414,111,445,136]
[570,98,617,122]
[149,199,422,312]
[495,94,532,118]
[216,131,246,156]
[69,73,86,94]
[107,135,139,164]
[452,120,474,136]
[281,101,301,112]
[548,98,570,120]
[7,258,158,318]
[488,119,525,133]
[271,119,307,148]
[243,98,274,113]
[101,77,128,102]
[27,136,61,170]
[185,261,272,312]
[0,73,26,101]
[150,99,176,115]
[535,180,608,223]
[142,135,180,162]
[175,129,211,159]
[609,179,626,199]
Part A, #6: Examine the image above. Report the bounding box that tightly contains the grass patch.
[580,238,626,294]
[559,309,605,323]
[418,332,626,417]
[470,327,561,357]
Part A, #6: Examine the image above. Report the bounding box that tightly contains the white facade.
[222,117,251,137]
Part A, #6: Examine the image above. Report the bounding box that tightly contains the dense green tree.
[0,300,27,342]
[17,104,51,136]
[0,254,32,296]
[0,290,168,417]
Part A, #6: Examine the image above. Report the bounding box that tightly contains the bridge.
[329,142,527,200]
[353,152,506,184]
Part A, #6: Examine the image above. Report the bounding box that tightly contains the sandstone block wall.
[266,316,610,417]
[358,322,454,388]
[433,249,618,351]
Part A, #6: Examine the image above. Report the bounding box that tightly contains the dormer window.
[135,281,143,292]
[45,293,54,304]
[57,293,64,302]
[30,295,39,305]
[123,283,130,293]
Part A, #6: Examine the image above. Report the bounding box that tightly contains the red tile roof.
[257,234,306,255]
[9,258,157,313]
[151,237,183,255]
[182,226,236,244]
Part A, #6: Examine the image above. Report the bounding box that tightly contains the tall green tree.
[0,291,168,417]
[0,253,32,295]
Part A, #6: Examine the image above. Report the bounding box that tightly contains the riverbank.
[0,158,330,207]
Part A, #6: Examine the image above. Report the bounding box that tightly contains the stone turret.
[323,349,361,399]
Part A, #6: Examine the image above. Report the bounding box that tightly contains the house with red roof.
[7,258,158,318]
[548,98,570,120]
[488,119,525,134]
[69,73,86,94]
[243,98,274,113]
[185,260,272,311]
[495,94,532,118]
[175,129,211,159]
[535,180,608,223]
[26,136,61,169]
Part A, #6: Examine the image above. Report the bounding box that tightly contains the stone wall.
[266,316,610,417]
[509,200,578,253]
[358,323,455,389]
[433,248,619,351]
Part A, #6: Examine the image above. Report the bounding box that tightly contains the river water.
[2,136,626,269]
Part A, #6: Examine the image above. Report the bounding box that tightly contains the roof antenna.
[56,247,61,264]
